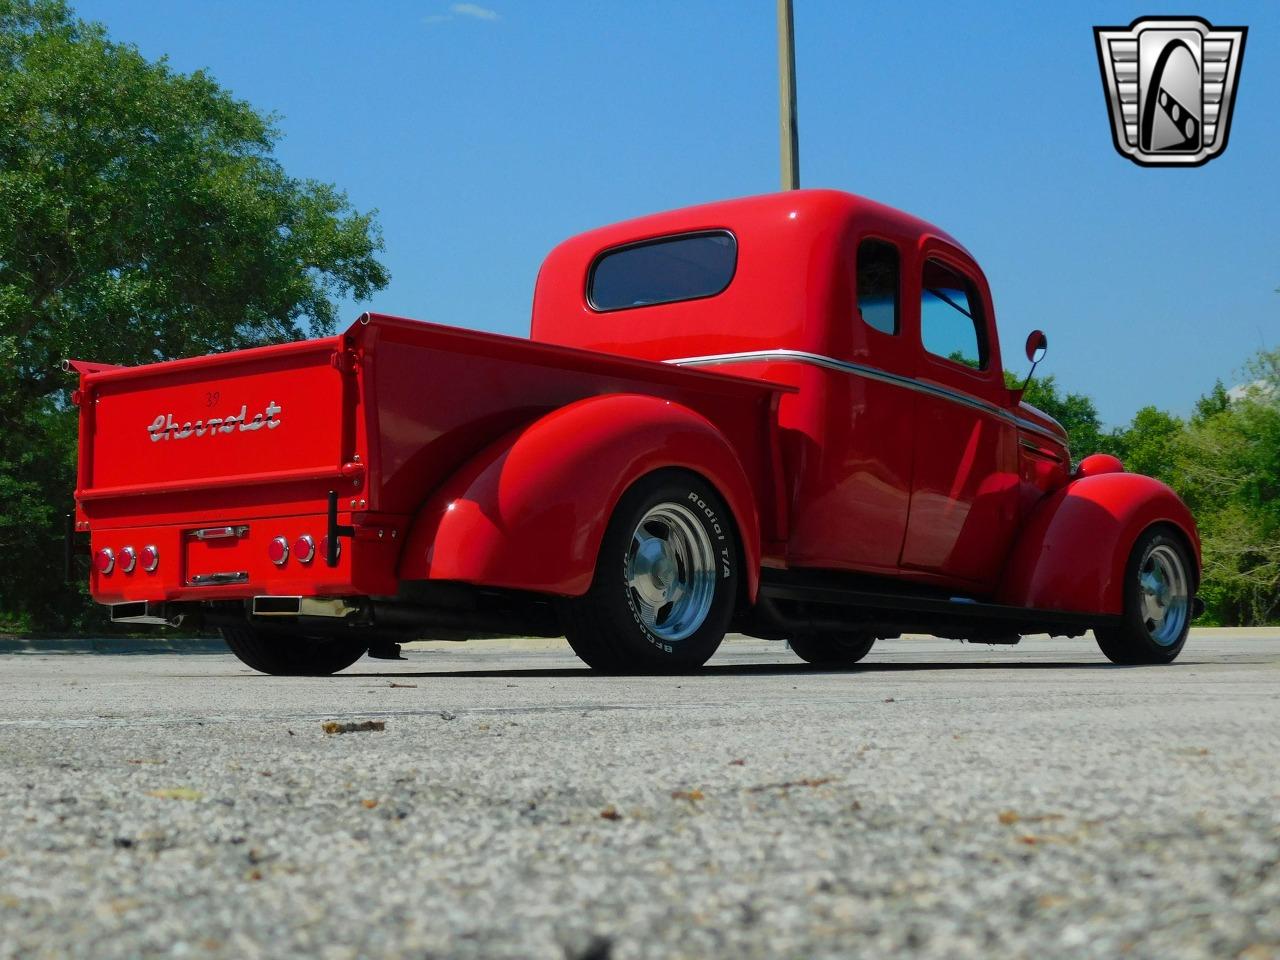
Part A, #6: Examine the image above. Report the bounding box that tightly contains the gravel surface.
[1,632,1278,960]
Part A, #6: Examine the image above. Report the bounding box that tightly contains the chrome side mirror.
[1025,329,1048,364]
[1017,330,1048,397]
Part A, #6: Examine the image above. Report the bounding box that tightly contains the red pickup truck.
[69,190,1200,675]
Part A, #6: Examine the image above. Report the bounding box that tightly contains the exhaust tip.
[109,601,183,627]
[251,596,360,618]
[109,601,150,622]
[252,596,303,616]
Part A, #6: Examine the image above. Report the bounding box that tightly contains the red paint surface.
[75,190,1198,618]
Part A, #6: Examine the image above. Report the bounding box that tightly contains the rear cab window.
[920,258,989,371]
[588,231,736,312]
[856,239,900,335]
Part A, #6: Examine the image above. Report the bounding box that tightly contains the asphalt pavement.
[1,631,1278,960]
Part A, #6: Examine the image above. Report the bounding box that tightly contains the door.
[900,253,1019,588]
[788,236,915,573]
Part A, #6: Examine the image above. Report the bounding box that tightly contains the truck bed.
[74,313,788,604]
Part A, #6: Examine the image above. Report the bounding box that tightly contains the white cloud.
[451,3,500,20]
[1228,380,1275,401]
[423,3,501,26]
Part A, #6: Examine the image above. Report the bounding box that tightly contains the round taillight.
[267,536,289,566]
[95,548,115,575]
[318,536,339,563]
[140,544,159,573]
[119,546,137,574]
[294,534,316,564]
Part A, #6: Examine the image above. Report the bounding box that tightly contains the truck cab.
[71,190,1200,675]
[534,190,1069,590]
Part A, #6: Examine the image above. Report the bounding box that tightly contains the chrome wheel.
[1138,542,1190,647]
[626,502,717,643]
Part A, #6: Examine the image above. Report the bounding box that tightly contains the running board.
[758,577,1115,636]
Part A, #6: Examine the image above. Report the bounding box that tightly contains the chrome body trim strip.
[666,349,1066,445]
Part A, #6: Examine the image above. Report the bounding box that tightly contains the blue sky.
[75,1,1278,427]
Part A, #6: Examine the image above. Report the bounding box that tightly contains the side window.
[588,231,736,311]
[856,239,899,335]
[920,258,988,370]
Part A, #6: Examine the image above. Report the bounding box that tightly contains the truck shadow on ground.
[343,659,1195,680]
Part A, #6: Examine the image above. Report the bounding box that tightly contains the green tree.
[1169,351,1280,625]
[1107,405,1183,483]
[1192,379,1230,424]
[0,0,389,629]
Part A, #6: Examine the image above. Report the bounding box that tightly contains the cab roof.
[531,189,980,363]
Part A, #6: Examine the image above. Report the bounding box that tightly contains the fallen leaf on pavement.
[146,787,203,801]
[362,799,378,809]
[747,778,833,793]
[998,810,1020,825]
[599,806,622,821]
[671,789,705,802]
[322,720,385,735]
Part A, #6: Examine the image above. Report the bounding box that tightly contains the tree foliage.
[1162,354,1280,624]
[0,0,388,629]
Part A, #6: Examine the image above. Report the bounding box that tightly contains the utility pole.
[777,0,800,190]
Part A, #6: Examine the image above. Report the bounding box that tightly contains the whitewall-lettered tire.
[561,470,740,673]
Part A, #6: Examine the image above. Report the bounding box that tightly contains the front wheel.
[788,632,876,666]
[560,470,740,673]
[1094,525,1195,665]
[222,623,369,676]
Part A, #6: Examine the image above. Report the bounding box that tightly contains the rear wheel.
[1094,525,1194,665]
[560,470,739,673]
[788,632,875,666]
[222,623,368,676]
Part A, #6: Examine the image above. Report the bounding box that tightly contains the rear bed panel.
[355,314,787,526]
[76,336,367,527]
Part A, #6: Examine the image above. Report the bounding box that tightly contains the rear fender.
[997,472,1201,615]
[398,394,762,599]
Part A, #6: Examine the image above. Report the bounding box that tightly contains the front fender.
[997,473,1200,615]
[398,394,762,599]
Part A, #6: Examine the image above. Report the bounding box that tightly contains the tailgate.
[75,336,363,519]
